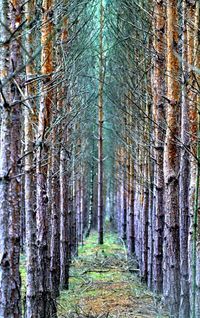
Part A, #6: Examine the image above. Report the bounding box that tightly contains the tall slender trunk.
[60,142,69,289]
[188,4,197,313]
[194,3,200,314]
[127,97,134,255]
[127,158,135,255]
[58,13,70,290]
[77,177,81,243]
[9,1,22,316]
[20,170,25,254]
[152,0,165,294]
[138,146,144,271]
[141,105,149,282]
[24,1,38,316]
[97,0,104,245]
[0,1,12,316]
[194,111,200,317]
[134,142,141,262]
[147,157,154,290]
[71,151,78,256]
[163,0,180,315]
[86,160,94,238]
[50,124,60,298]
[121,162,127,241]
[179,1,190,316]
[141,159,149,282]
[36,0,56,316]
[80,173,84,243]
[50,19,61,299]
[190,2,200,316]
[77,171,84,245]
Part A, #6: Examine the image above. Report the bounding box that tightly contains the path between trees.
[57,233,168,318]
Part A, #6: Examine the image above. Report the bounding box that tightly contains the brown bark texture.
[163,0,180,316]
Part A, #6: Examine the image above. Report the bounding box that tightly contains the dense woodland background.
[0,0,199,317]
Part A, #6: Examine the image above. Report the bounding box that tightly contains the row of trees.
[0,0,199,317]
[108,1,200,317]
[0,0,101,316]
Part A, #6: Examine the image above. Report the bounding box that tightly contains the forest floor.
[57,232,169,318]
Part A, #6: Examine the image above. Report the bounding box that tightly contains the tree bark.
[122,164,127,241]
[190,2,200,316]
[179,1,190,316]
[50,124,60,298]
[152,0,165,294]
[9,1,23,316]
[163,0,180,315]
[24,1,38,316]
[98,0,104,245]
[194,2,200,314]
[36,0,56,316]
[0,2,12,316]
[127,101,134,256]
[86,160,94,238]
[60,142,69,289]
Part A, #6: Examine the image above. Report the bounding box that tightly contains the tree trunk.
[0,2,12,316]
[163,0,180,315]
[194,2,200,314]
[179,1,190,316]
[147,157,154,290]
[190,2,200,316]
[127,98,134,255]
[36,0,56,316]
[85,161,94,238]
[9,1,23,315]
[71,153,78,256]
[141,149,149,282]
[24,1,38,316]
[98,0,104,245]
[152,0,165,294]
[50,124,60,298]
[60,143,69,289]
[122,165,127,241]
[58,13,70,289]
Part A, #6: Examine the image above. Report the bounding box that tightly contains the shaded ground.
[58,232,169,318]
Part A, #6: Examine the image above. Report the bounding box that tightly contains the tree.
[163,0,180,315]
[35,0,56,315]
[97,0,104,245]
[24,1,38,316]
[9,0,23,316]
[59,13,70,290]
[152,0,165,294]
[0,1,13,316]
[179,1,190,316]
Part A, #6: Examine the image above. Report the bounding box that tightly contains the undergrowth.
[57,231,169,318]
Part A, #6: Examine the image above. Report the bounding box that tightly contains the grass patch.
[20,254,26,300]
[57,231,169,317]
[20,231,168,317]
